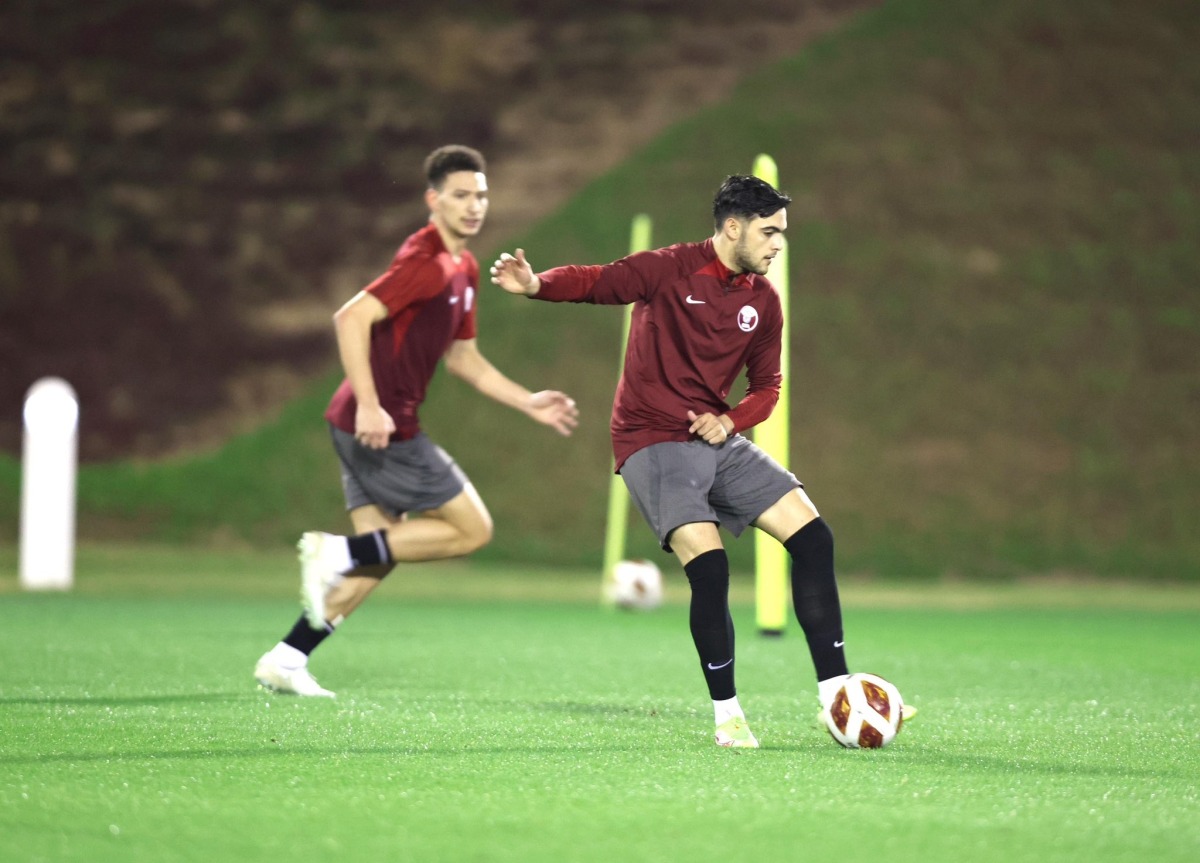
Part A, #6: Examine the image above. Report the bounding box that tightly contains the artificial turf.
[2,550,1197,862]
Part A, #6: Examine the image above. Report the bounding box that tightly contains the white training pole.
[20,377,79,591]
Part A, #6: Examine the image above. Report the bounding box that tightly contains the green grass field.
[2,548,1197,862]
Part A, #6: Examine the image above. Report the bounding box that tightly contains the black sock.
[684,549,736,701]
[282,614,335,656]
[347,529,392,569]
[784,518,849,681]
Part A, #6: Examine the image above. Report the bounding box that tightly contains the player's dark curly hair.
[712,175,791,229]
[424,145,487,189]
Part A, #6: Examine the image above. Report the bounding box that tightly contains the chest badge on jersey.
[737,305,759,333]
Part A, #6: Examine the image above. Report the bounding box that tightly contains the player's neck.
[711,235,744,276]
[431,219,469,259]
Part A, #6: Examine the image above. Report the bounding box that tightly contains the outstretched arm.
[444,338,578,436]
[489,249,541,296]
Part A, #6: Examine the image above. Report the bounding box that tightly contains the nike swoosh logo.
[685,295,706,304]
[706,658,733,670]
[833,640,845,648]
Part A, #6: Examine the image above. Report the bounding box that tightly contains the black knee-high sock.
[282,614,335,656]
[684,549,736,701]
[784,518,849,681]
[347,529,392,569]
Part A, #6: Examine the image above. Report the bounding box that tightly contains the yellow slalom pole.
[601,214,653,602]
[751,154,791,635]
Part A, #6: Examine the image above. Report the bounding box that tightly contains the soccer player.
[254,145,579,697]
[490,175,852,748]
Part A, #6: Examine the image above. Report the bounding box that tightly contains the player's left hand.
[687,410,732,445]
[529,390,579,436]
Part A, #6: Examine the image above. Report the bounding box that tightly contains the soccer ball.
[604,559,663,610]
[822,672,907,749]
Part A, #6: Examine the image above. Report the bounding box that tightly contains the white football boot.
[714,716,759,749]
[297,531,345,629]
[254,653,335,698]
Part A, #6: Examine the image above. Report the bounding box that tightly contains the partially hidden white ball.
[605,559,663,610]
[822,672,907,749]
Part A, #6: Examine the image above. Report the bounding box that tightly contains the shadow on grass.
[0,741,653,767]
[765,742,1191,781]
[0,692,252,707]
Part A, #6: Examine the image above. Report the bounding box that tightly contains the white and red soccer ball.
[604,559,663,610]
[822,672,908,749]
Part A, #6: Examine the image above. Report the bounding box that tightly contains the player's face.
[732,209,787,275]
[429,170,489,240]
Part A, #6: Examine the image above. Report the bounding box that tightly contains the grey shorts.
[619,435,801,552]
[330,425,468,517]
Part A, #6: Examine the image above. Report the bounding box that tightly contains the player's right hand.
[489,249,540,295]
[355,404,396,450]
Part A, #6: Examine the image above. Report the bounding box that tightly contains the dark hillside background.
[1,0,867,459]
[2,0,1197,582]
